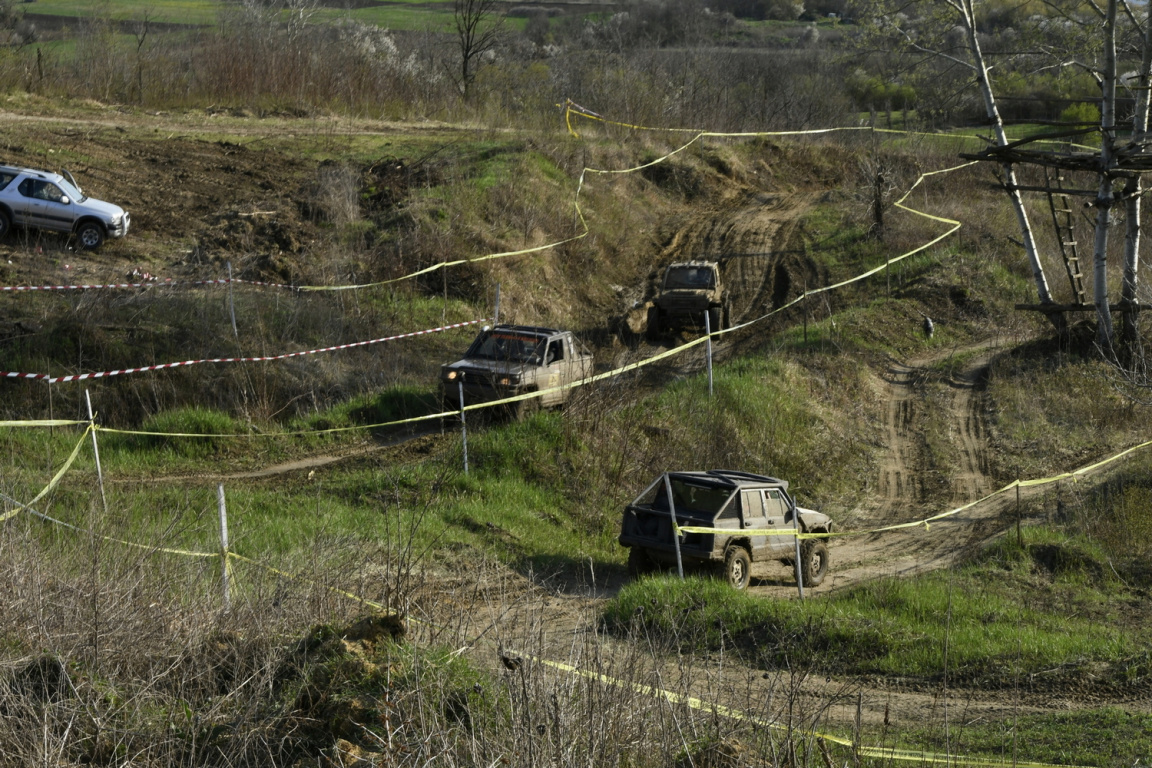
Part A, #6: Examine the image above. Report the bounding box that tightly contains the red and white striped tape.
[1,278,234,292]
[1,319,486,384]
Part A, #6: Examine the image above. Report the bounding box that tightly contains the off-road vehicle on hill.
[619,470,832,590]
[0,166,130,249]
[440,324,594,420]
[647,261,729,340]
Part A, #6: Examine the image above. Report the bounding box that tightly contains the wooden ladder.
[1046,170,1087,305]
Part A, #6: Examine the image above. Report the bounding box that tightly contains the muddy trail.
[608,189,818,375]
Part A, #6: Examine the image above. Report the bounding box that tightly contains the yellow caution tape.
[227,551,397,615]
[527,650,1090,768]
[0,419,89,428]
[0,426,91,523]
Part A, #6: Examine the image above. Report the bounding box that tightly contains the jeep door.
[20,180,75,233]
[739,490,770,558]
[763,488,794,554]
[12,178,40,227]
[540,336,568,406]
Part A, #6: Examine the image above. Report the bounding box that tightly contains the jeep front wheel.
[800,540,829,587]
[76,221,105,250]
[646,306,662,341]
[723,546,751,590]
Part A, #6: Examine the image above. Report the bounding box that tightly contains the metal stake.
[705,311,714,397]
[217,484,231,610]
[85,390,108,519]
[227,261,238,339]
[458,378,469,474]
[791,497,805,599]
[663,473,684,579]
[494,283,501,326]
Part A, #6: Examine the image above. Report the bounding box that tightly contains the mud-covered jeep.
[619,470,832,590]
[440,324,594,420]
[647,261,729,339]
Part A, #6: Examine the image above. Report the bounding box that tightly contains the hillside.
[1,102,1151,766]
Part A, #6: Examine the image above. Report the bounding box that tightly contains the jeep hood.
[797,506,832,533]
[444,358,530,376]
[76,197,127,220]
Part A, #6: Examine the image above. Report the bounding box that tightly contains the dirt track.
[433,338,1151,741]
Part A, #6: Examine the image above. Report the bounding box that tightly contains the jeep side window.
[545,339,564,365]
[20,180,66,203]
[0,172,16,191]
[766,489,788,519]
[35,183,67,203]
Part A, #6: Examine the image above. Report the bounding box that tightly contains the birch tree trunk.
[957,0,1055,307]
[1120,5,1152,346]
[1093,0,1119,347]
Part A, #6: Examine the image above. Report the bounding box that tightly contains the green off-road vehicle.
[647,261,729,340]
[619,470,833,590]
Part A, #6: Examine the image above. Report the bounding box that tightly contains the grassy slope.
[5,108,1152,765]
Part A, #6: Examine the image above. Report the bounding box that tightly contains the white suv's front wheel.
[76,221,105,250]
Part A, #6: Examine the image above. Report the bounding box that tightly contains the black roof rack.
[490,323,560,336]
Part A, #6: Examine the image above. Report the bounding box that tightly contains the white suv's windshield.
[665,266,716,290]
[56,177,87,203]
[466,331,546,364]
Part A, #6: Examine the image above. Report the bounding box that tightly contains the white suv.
[0,166,130,250]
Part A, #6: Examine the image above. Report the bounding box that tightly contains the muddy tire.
[513,393,539,421]
[76,221,105,250]
[627,547,654,578]
[722,299,731,329]
[646,306,662,341]
[723,546,751,590]
[800,540,829,587]
[0,210,10,240]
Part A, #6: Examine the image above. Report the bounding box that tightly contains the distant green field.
[24,0,511,32]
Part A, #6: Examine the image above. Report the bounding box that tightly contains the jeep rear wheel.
[76,221,104,250]
[800,540,829,587]
[0,210,10,240]
[723,546,751,590]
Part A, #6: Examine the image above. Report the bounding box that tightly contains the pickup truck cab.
[440,324,594,419]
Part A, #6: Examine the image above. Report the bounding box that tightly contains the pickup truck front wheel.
[800,540,829,587]
[723,546,751,590]
[646,306,662,341]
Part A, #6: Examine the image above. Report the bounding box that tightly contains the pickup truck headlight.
[497,375,520,387]
[444,370,459,381]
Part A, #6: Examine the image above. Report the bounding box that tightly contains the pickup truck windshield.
[664,266,715,290]
[466,331,546,364]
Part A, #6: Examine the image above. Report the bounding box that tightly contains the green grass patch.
[867,707,1152,768]
[605,528,1152,685]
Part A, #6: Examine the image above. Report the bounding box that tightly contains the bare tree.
[453,0,504,99]
[879,0,1058,319]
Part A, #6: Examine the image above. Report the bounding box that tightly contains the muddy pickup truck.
[647,261,729,339]
[440,324,594,419]
[619,470,832,590]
